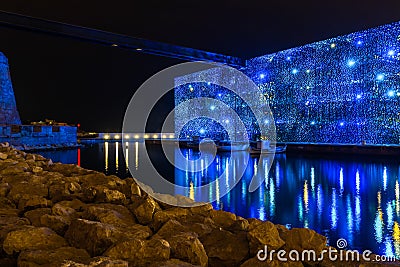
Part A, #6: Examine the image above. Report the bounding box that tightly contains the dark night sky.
[1,0,400,132]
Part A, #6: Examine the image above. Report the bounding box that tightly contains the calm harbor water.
[38,141,400,259]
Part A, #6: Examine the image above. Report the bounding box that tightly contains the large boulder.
[18,195,52,210]
[52,203,77,218]
[280,228,327,253]
[155,219,187,239]
[40,214,70,235]
[3,227,68,255]
[7,182,48,205]
[17,246,91,266]
[48,163,90,177]
[209,209,236,229]
[98,188,127,204]
[166,232,208,267]
[24,208,52,226]
[65,219,152,256]
[151,208,190,231]
[104,238,170,266]
[132,196,161,225]
[200,228,249,267]
[155,218,215,241]
[83,203,136,227]
[247,220,285,256]
[0,214,30,226]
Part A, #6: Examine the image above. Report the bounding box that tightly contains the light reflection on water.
[38,141,400,259]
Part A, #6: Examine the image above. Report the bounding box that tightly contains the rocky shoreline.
[12,143,80,152]
[0,143,397,266]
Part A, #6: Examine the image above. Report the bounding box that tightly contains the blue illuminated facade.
[174,81,259,140]
[176,21,400,144]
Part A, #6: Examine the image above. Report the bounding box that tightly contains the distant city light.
[104,134,110,140]
[377,74,384,81]
[347,60,356,67]
[144,134,149,139]
[114,135,120,139]
[134,135,140,139]
[124,135,130,139]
